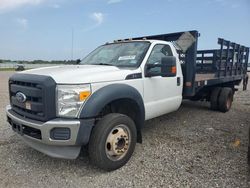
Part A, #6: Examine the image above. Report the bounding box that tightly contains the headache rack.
[123,30,249,97]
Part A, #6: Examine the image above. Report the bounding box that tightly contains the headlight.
[56,84,91,118]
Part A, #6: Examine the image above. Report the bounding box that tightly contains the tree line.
[0,59,78,64]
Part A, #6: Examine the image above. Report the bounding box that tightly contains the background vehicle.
[6,30,249,171]
[14,64,25,71]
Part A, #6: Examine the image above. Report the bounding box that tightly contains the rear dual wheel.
[210,87,233,112]
[210,87,221,110]
[218,88,233,112]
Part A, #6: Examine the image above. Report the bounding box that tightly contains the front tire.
[88,113,137,171]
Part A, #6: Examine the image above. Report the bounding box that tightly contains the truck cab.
[6,31,249,171]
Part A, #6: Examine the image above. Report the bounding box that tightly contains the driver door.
[143,44,182,120]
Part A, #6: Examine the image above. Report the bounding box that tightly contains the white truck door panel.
[144,76,182,120]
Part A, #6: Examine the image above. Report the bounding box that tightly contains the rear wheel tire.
[210,87,221,110]
[218,87,233,112]
[88,113,137,171]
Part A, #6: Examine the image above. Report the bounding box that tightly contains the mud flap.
[243,74,248,91]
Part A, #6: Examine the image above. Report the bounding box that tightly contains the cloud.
[90,12,104,25]
[17,18,28,28]
[231,4,240,9]
[81,12,104,32]
[209,0,242,9]
[51,4,60,9]
[107,0,123,4]
[0,0,44,12]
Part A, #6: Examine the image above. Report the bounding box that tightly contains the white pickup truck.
[6,31,249,171]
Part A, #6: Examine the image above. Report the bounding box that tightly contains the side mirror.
[145,63,162,77]
[161,56,177,77]
[76,59,81,64]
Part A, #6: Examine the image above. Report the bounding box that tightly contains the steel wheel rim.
[105,124,131,161]
[226,95,232,109]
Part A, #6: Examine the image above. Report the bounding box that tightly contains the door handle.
[177,77,181,86]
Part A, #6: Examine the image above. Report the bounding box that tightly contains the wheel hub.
[105,126,130,161]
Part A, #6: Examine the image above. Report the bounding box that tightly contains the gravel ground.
[0,71,250,188]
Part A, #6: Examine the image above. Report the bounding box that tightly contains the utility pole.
[71,28,74,60]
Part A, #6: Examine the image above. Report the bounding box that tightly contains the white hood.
[20,65,139,84]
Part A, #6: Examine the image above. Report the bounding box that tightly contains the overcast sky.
[0,0,249,61]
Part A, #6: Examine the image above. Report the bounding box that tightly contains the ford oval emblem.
[16,92,27,103]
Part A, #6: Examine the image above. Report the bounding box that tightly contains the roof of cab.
[106,39,170,45]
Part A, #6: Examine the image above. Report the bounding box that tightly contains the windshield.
[80,41,150,67]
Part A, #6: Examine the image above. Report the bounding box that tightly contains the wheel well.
[98,98,139,125]
[192,84,236,102]
[97,98,142,143]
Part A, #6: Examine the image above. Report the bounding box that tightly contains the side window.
[146,44,173,75]
[147,44,173,65]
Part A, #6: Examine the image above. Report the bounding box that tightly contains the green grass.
[0,68,16,71]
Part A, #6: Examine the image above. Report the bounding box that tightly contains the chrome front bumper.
[6,105,82,159]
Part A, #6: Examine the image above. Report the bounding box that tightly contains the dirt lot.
[0,71,250,188]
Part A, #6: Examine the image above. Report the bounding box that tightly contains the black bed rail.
[197,39,249,78]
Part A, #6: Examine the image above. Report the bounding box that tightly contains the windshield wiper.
[92,63,115,66]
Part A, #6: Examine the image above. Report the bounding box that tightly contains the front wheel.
[88,113,137,171]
